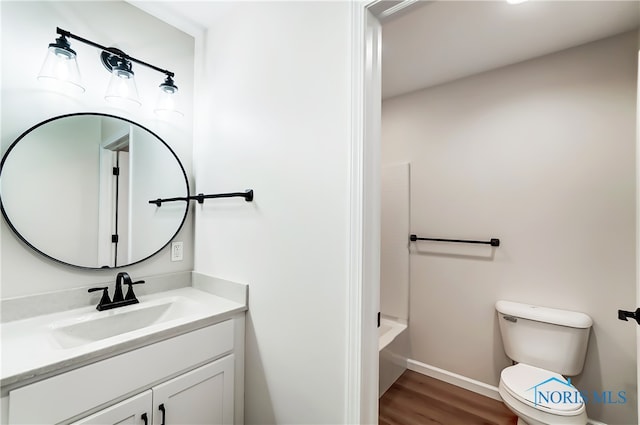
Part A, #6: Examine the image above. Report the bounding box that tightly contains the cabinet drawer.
[9,320,233,424]
[70,390,152,425]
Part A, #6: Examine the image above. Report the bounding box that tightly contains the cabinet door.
[152,355,234,425]
[70,390,152,425]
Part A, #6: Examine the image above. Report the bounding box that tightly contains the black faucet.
[88,272,145,311]
[113,272,132,303]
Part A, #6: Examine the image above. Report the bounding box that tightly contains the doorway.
[362,2,640,424]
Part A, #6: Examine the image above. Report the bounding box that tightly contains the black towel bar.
[410,234,500,247]
[149,189,254,207]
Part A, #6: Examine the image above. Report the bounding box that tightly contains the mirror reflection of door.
[98,122,131,268]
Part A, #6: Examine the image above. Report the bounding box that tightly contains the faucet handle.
[88,287,111,310]
[124,280,145,301]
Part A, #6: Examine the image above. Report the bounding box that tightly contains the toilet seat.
[501,364,585,416]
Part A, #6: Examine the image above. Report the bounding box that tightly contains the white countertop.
[1,286,246,388]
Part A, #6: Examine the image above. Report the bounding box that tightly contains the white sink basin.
[1,286,248,387]
[49,296,202,349]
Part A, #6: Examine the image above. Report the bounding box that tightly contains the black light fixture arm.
[56,27,174,78]
[149,190,254,207]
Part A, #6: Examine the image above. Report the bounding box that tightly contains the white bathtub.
[379,317,408,397]
[378,317,407,351]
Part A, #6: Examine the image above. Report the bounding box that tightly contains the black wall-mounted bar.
[150,189,254,207]
[410,234,500,247]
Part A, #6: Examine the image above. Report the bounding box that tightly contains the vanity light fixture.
[506,0,529,4]
[39,27,182,116]
[103,48,141,108]
[37,33,84,93]
[154,76,184,118]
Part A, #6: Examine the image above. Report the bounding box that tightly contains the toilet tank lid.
[496,300,592,329]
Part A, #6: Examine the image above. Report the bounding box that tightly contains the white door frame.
[636,47,640,424]
[347,1,421,423]
[349,7,640,424]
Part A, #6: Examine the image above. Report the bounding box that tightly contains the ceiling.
[382,1,640,99]
[135,1,639,100]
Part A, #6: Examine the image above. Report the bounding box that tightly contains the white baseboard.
[405,359,608,425]
[406,358,502,401]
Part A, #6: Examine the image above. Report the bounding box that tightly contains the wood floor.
[379,370,518,425]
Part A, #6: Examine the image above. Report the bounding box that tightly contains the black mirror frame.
[0,112,191,270]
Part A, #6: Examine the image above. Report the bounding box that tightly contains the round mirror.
[0,113,190,269]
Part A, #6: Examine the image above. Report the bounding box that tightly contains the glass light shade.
[154,83,184,118]
[104,66,141,108]
[37,46,85,94]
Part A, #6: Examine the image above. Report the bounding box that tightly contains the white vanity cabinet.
[5,315,244,425]
[151,355,234,425]
[71,355,234,425]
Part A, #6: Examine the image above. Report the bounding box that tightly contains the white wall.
[1,1,195,298]
[382,31,638,425]
[193,2,353,423]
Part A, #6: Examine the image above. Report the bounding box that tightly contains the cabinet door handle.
[141,412,148,425]
[159,403,166,425]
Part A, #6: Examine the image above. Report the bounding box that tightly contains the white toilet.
[495,300,593,425]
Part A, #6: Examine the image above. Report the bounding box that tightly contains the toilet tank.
[496,300,592,376]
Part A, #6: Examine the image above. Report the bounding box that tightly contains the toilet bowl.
[495,300,592,425]
[498,363,587,425]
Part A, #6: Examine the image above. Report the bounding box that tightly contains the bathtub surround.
[382,30,638,425]
[0,1,196,298]
[380,163,410,323]
[379,163,411,396]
